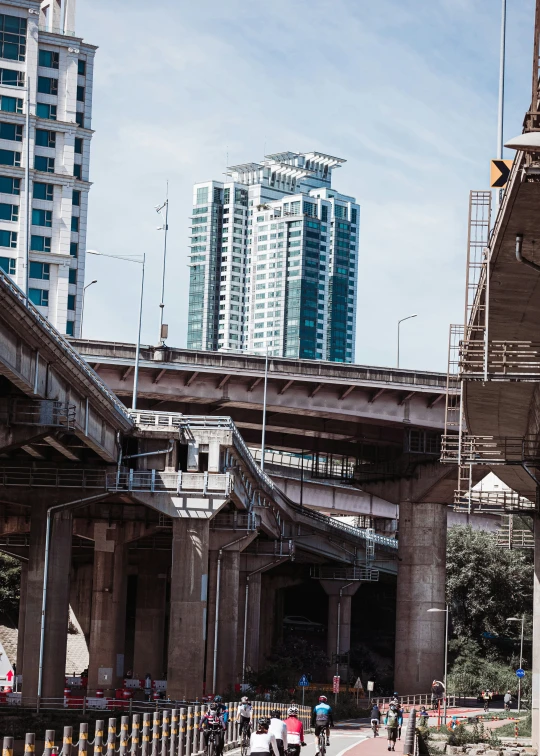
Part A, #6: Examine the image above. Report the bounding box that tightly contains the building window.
[74,137,83,154]
[0,255,15,274]
[0,203,17,221]
[67,294,75,311]
[29,262,50,280]
[34,182,53,201]
[76,85,85,102]
[0,175,19,195]
[39,50,59,69]
[0,68,24,87]
[0,95,22,115]
[34,155,55,173]
[196,187,208,205]
[35,129,56,148]
[75,111,83,127]
[0,15,27,62]
[0,229,16,248]
[32,208,52,227]
[0,149,20,168]
[72,189,81,206]
[73,163,81,179]
[69,268,77,284]
[0,122,22,142]
[28,288,48,307]
[70,242,78,257]
[31,235,51,253]
[77,59,86,76]
[37,76,58,96]
[37,103,57,121]
[66,321,74,336]
[71,216,79,232]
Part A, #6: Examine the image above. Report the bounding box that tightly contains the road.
[295,721,404,756]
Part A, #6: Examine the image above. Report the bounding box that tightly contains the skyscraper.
[0,0,94,337]
[187,152,359,363]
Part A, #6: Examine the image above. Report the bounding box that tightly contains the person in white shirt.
[250,717,279,756]
[269,709,288,756]
[237,697,253,738]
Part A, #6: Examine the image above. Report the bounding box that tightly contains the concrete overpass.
[0,269,402,700]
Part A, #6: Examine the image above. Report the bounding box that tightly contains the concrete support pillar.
[88,525,128,695]
[187,441,199,471]
[243,572,262,677]
[532,517,540,748]
[22,504,72,698]
[70,562,93,642]
[16,561,28,676]
[167,519,209,700]
[320,581,360,682]
[133,558,167,679]
[208,439,220,473]
[205,549,240,693]
[394,501,447,694]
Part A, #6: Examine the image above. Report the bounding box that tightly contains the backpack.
[387,710,398,728]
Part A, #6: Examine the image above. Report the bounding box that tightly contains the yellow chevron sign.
[490,159,513,188]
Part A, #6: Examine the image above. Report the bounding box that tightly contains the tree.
[0,554,20,625]
[446,525,532,642]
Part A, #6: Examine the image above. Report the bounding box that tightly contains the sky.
[77,0,535,373]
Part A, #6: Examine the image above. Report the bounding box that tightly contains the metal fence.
[0,703,312,756]
[372,694,456,711]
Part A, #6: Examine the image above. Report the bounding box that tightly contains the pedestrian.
[144,673,152,701]
[397,705,404,740]
[504,690,512,712]
[385,703,399,752]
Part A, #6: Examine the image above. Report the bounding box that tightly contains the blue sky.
[78,0,535,372]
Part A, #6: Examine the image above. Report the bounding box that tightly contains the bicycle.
[317,728,327,756]
[240,722,251,756]
[371,720,379,737]
[205,726,223,756]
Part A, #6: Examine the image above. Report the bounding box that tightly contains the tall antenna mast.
[529,0,540,130]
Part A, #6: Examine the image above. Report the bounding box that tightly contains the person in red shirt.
[285,707,306,756]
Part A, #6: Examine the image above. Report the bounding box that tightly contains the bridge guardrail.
[0,269,133,427]
[0,702,312,756]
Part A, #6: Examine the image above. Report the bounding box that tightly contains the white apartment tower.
[187,152,359,363]
[0,0,94,337]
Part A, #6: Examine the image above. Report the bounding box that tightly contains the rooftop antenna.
[155,181,169,346]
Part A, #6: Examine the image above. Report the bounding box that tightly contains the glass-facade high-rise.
[187,152,359,363]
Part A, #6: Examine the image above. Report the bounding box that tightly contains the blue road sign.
[298,675,310,687]
[516,668,525,678]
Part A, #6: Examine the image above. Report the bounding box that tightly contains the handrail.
[0,269,132,426]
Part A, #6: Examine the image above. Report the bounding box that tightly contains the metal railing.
[130,410,233,431]
[453,489,537,514]
[0,269,132,426]
[0,467,107,488]
[109,471,232,495]
[372,694,457,710]
[311,566,380,581]
[460,340,540,381]
[0,702,312,756]
[0,399,76,429]
[441,434,540,465]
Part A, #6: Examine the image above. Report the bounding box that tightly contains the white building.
[187,152,359,363]
[0,0,94,337]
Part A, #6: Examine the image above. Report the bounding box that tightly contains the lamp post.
[507,615,525,711]
[156,185,169,345]
[80,279,97,338]
[260,345,269,471]
[86,250,146,410]
[427,605,449,724]
[397,314,417,368]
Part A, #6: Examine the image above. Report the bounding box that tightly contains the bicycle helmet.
[270,709,281,719]
[209,703,218,711]
[288,707,299,716]
[258,717,270,729]
[214,695,223,702]
[241,696,249,703]
[319,695,327,702]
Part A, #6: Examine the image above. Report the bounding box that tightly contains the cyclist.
[312,696,333,752]
[200,702,226,756]
[214,695,229,724]
[504,691,512,712]
[285,706,306,756]
[237,697,253,738]
[370,703,381,736]
[269,709,287,756]
[385,703,399,752]
[250,717,279,756]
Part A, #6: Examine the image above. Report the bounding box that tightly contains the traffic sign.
[516,668,525,678]
[490,159,513,188]
[354,677,363,690]
[0,640,14,687]
[298,674,310,687]
[332,675,340,694]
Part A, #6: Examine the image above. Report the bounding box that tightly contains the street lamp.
[427,605,449,724]
[260,344,269,471]
[80,280,97,338]
[86,250,146,410]
[155,185,169,345]
[507,616,525,711]
[397,314,417,368]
